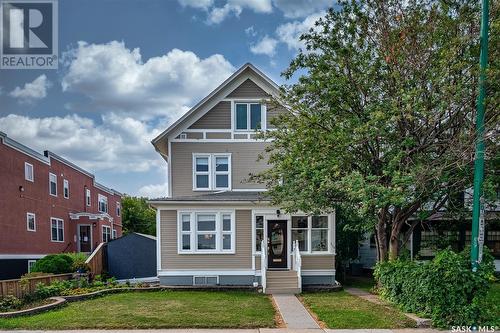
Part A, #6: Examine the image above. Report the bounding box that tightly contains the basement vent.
[193,276,218,286]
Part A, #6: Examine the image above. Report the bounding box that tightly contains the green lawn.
[343,276,376,292]
[301,291,414,329]
[0,290,276,329]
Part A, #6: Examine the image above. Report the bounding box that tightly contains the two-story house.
[149,63,337,293]
[0,131,122,279]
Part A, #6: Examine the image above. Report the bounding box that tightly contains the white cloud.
[178,0,213,10]
[179,0,272,24]
[273,0,334,18]
[245,26,257,37]
[250,35,278,57]
[61,41,235,120]
[207,4,242,24]
[9,75,51,104]
[0,113,165,174]
[276,11,325,50]
[138,182,168,199]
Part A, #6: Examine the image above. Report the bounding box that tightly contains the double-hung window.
[49,173,57,196]
[25,162,34,182]
[291,215,331,253]
[63,179,69,199]
[85,189,91,206]
[50,218,64,242]
[194,155,210,190]
[26,212,36,232]
[116,202,121,217]
[235,103,263,130]
[102,225,111,242]
[178,211,235,254]
[193,154,231,190]
[98,194,108,213]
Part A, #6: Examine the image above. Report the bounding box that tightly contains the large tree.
[121,196,156,236]
[256,0,499,261]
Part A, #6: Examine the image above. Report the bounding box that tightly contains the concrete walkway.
[344,288,432,328]
[272,294,320,329]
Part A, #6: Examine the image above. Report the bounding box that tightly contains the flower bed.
[0,274,152,316]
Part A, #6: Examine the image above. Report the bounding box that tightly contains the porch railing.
[260,239,267,293]
[292,240,302,292]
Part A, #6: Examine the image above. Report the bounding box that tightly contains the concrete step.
[267,283,300,289]
[267,276,298,282]
[266,287,301,294]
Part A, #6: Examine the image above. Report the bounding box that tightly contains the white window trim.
[102,225,111,242]
[85,189,91,207]
[213,154,231,190]
[63,179,69,199]
[28,260,37,273]
[26,212,36,232]
[291,215,332,254]
[192,153,232,191]
[112,229,117,239]
[177,210,235,254]
[50,217,64,242]
[98,194,108,213]
[24,162,34,182]
[234,102,266,132]
[49,173,57,197]
[116,202,121,217]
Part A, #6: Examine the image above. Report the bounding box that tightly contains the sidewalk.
[1,329,444,333]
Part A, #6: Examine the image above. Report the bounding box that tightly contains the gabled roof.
[151,63,280,156]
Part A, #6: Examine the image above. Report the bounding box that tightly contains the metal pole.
[471,0,490,271]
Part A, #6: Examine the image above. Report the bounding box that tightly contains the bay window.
[178,211,235,254]
[193,153,231,190]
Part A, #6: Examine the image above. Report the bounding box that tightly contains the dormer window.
[235,103,263,130]
[193,153,231,191]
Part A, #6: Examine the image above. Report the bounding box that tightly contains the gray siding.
[266,104,286,129]
[227,79,270,98]
[171,142,269,197]
[189,101,231,129]
[160,210,253,270]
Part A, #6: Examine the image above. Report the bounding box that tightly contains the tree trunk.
[375,218,388,262]
[389,234,399,260]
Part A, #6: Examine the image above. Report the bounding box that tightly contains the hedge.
[374,247,497,328]
[31,254,74,274]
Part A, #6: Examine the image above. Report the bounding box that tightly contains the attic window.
[235,103,263,130]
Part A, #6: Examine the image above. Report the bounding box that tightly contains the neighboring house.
[358,190,500,271]
[149,63,336,293]
[0,132,122,279]
[106,232,156,280]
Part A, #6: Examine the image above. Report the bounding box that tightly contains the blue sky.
[0,0,334,197]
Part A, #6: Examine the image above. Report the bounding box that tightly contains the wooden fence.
[0,273,73,298]
[85,242,106,278]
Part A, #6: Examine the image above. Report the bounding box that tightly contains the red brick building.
[0,131,122,279]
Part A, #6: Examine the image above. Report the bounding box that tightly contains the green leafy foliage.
[254,0,500,260]
[31,254,74,274]
[374,248,497,327]
[0,295,22,312]
[66,252,89,272]
[121,196,156,236]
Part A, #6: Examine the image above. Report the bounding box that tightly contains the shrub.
[32,280,73,300]
[66,252,89,272]
[374,247,496,328]
[31,254,74,274]
[0,295,22,312]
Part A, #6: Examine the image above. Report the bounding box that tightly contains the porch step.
[265,270,300,294]
[266,287,301,294]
